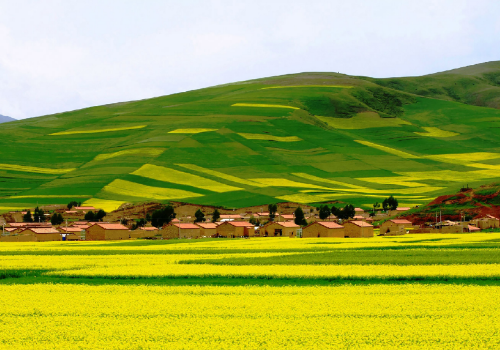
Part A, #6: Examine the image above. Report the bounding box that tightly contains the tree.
[330,205,340,217]
[387,196,398,211]
[151,205,176,228]
[294,207,307,226]
[249,215,260,226]
[268,203,278,221]
[211,209,220,223]
[338,204,355,220]
[23,210,33,223]
[33,207,45,223]
[133,218,147,230]
[194,209,205,223]
[67,201,78,210]
[383,196,398,211]
[51,213,64,225]
[94,209,106,222]
[372,201,380,213]
[84,211,95,221]
[319,205,331,220]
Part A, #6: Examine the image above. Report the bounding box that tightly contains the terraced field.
[1,234,500,349]
[2,62,500,210]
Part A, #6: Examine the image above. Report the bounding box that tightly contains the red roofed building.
[302,221,345,238]
[130,226,160,239]
[74,206,96,212]
[262,221,300,237]
[219,214,243,221]
[379,219,413,236]
[86,223,129,241]
[162,223,201,239]
[217,221,255,238]
[196,223,218,238]
[344,221,374,238]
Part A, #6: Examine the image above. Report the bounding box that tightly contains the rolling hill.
[2,61,500,212]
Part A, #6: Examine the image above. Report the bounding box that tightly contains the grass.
[2,66,500,209]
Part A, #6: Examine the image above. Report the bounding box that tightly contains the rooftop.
[349,221,373,227]
[197,223,217,229]
[317,222,344,229]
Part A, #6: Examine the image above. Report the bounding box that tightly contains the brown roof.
[65,211,77,213]
[468,225,481,231]
[171,218,180,223]
[277,222,300,228]
[486,214,498,219]
[72,224,90,229]
[174,223,200,229]
[349,221,373,227]
[354,208,364,212]
[390,219,412,224]
[396,207,411,211]
[197,223,217,229]
[59,227,83,233]
[74,206,96,210]
[73,221,89,225]
[4,227,17,232]
[353,215,364,219]
[24,228,60,234]
[280,214,295,219]
[95,223,128,230]
[8,223,52,228]
[220,214,242,219]
[317,222,344,229]
[227,221,254,227]
[140,227,159,231]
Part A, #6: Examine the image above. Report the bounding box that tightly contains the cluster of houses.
[1,206,499,242]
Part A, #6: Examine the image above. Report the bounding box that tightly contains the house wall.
[35,233,62,242]
[303,223,344,238]
[104,229,129,240]
[162,225,180,239]
[0,234,36,242]
[179,228,201,239]
[86,225,106,240]
[344,223,374,238]
[199,228,217,238]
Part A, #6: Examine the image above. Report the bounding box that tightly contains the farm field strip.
[354,140,420,158]
[176,164,267,187]
[231,103,300,109]
[102,179,204,200]
[260,85,353,89]
[237,133,302,142]
[93,148,165,161]
[49,125,147,135]
[168,128,218,134]
[82,198,125,212]
[414,126,459,137]
[0,163,75,174]
[131,164,243,193]
[317,113,411,129]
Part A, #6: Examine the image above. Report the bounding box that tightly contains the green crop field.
[2,61,500,211]
[1,234,500,348]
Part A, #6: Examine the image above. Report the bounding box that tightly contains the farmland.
[1,233,500,349]
[1,62,500,211]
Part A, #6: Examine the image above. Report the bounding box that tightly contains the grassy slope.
[2,63,500,210]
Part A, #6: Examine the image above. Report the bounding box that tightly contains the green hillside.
[2,62,500,212]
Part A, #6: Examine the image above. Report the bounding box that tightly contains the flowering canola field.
[1,234,500,349]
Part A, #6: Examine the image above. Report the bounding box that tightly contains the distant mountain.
[0,114,15,123]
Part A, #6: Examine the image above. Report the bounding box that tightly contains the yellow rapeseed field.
[260,85,353,89]
[250,178,331,190]
[168,128,217,133]
[0,163,75,174]
[102,179,204,200]
[131,164,243,193]
[2,235,500,349]
[415,126,459,137]
[93,148,165,161]
[176,164,266,187]
[50,125,147,135]
[237,133,302,142]
[82,198,125,212]
[231,103,300,109]
[354,140,420,158]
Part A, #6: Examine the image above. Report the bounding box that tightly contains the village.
[1,201,498,242]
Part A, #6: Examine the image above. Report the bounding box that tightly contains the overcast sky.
[1,0,499,120]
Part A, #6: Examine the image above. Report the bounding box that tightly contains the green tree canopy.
[211,209,220,223]
[319,205,331,220]
[194,209,205,223]
[268,203,278,221]
[294,207,307,226]
[23,210,33,223]
[67,201,78,210]
[151,205,176,228]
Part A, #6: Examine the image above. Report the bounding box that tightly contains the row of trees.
[84,210,106,222]
[23,207,46,223]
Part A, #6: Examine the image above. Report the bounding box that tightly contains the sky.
[0,0,499,120]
